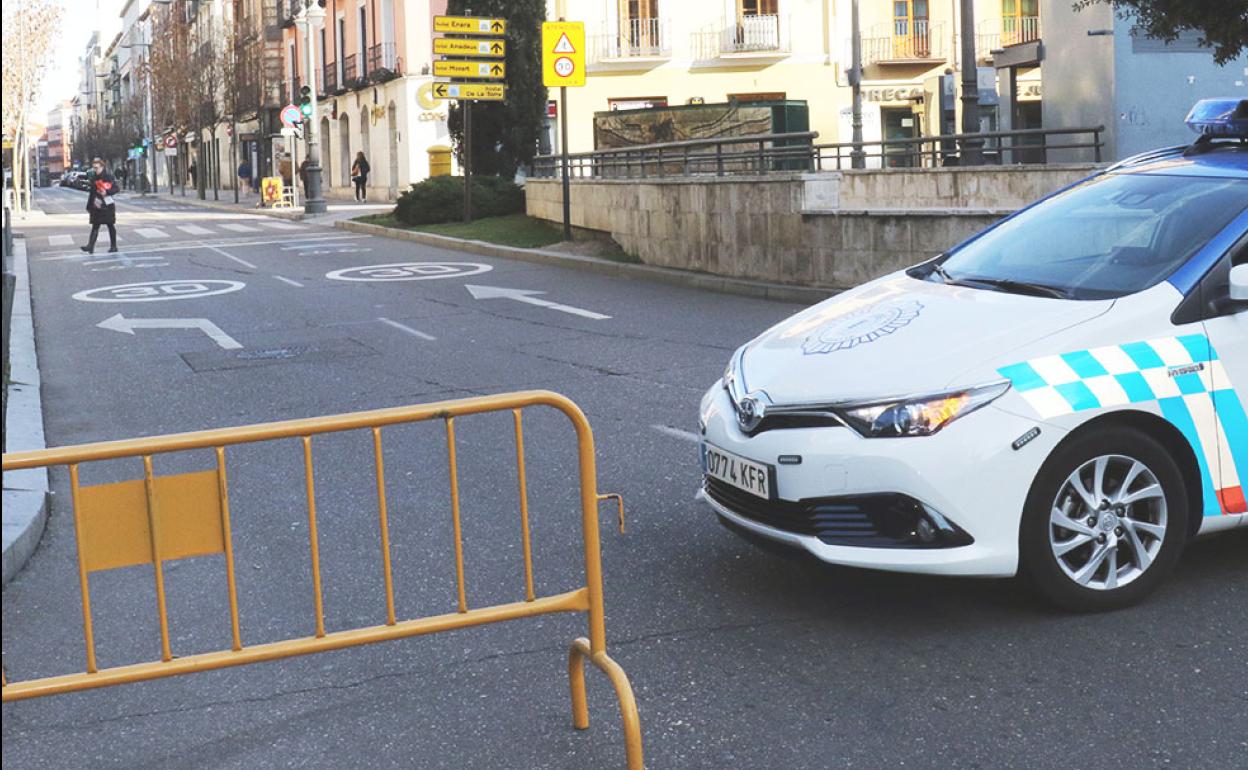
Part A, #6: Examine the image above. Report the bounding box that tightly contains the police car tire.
[1019,427,1189,612]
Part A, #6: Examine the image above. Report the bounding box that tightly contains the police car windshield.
[930,173,1248,300]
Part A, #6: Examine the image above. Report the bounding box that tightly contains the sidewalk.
[3,233,49,585]
[143,189,392,225]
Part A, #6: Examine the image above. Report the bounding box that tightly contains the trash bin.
[428,145,453,177]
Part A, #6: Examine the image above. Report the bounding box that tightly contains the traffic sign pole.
[561,86,571,241]
[463,100,473,223]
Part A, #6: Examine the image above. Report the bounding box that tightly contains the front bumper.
[698,384,1067,577]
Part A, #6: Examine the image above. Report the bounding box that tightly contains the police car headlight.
[838,381,1010,438]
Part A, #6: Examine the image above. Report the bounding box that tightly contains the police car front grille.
[705,479,972,549]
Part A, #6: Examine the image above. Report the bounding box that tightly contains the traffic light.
[299,85,313,118]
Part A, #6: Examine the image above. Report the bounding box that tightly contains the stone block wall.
[526,164,1098,289]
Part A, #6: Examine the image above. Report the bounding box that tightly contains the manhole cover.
[181,338,377,372]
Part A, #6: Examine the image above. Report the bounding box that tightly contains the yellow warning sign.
[542,21,585,88]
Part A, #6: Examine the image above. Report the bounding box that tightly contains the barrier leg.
[568,637,644,770]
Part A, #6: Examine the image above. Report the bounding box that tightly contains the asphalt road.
[3,187,1245,769]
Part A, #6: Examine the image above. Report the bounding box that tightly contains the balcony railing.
[343,53,367,89]
[590,18,670,61]
[977,16,1042,52]
[863,21,946,63]
[321,64,338,97]
[694,14,789,58]
[727,14,786,53]
[367,42,400,82]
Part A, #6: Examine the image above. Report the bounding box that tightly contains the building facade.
[1040,1,1248,161]
[46,102,73,180]
[545,0,1043,160]
[280,0,452,200]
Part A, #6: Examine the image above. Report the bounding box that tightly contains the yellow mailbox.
[428,145,453,177]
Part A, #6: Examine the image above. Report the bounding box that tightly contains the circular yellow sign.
[417,82,440,111]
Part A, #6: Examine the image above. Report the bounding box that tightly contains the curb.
[334,220,837,305]
[147,193,306,221]
[3,236,49,586]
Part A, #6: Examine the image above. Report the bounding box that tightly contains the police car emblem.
[802,300,924,355]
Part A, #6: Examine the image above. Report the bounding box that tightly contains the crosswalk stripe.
[219,223,260,232]
[256,220,302,230]
[177,224,215,235]
[135,227,170,239]
[49,234,75,246]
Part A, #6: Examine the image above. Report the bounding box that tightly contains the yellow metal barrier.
[1,390,643,769]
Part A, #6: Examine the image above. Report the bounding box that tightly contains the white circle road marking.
[325,262,493,282]
[72,279,246,303]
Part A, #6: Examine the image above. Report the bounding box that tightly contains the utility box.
[427,145,453,177]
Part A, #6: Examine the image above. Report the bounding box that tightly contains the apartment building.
[46,102,73,180]
[547,0,1042,156]
[280,0,451,200]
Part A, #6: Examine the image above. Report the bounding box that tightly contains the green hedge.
[394,175,525,225]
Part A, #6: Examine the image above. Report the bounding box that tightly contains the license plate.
[702,443,773,500]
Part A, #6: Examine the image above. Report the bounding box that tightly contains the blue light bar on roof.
[1185,98,1248,138]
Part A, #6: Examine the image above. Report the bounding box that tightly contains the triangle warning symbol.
[553,33,576,54]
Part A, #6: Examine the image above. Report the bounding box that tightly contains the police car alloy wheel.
[1019,427,1188,611]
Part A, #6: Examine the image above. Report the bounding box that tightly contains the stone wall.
[526,164,1098,289]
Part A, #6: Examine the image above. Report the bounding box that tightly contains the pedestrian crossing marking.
[49,235,75,246]
[219,223,261,232]
[178,224,215,235]
[257,221,301,230]
[136,228,170,239]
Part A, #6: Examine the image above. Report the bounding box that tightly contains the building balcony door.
[620,0,661,54]
[892,0,931,60]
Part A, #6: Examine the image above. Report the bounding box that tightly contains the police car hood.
[740,273,1113,404]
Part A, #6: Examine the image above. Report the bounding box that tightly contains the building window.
[739,0,778,16]
[1001,0,1039,46]
[892,0,931,58]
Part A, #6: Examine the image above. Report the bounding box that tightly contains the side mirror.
[1231,264,1248,302]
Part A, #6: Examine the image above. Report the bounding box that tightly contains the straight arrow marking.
[464,285,611,320]
[97,313,243,349]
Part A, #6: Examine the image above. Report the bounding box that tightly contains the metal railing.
[695,14,789,57]
[532,132,819,179]
[1,390,643,769]
[863,21,946,63]
[978,16,1042,52]
[367,42,400,81]
[321,63,338,96]
[343,53,364,88]
[814,125,1104,169]
[591,17,670,60]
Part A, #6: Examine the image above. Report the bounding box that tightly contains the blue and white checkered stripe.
[998,334,1246,518]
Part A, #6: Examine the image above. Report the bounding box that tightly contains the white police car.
[698,99,1248,610]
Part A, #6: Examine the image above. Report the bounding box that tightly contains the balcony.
[590,18,670,62]
[367,42,401,82]
[693,14,789,59]
[321,64,339,97]
[977,16,1041,54]
[343,53,368,90]
[863,21,946,64]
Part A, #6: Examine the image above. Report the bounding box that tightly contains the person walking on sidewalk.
[237,159,253,197]
[81,157,119,254]
[351,151,370,202]
[298,157,311,201]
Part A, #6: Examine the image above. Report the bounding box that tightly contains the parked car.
[699,98,1248,611]
[59,171,80,188]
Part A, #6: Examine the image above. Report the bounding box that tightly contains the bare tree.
[149,0,195,194]
[2,0,63,212]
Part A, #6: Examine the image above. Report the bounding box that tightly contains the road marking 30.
[73,279,246,303]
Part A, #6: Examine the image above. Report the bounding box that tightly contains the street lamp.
[294,0,327,215]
